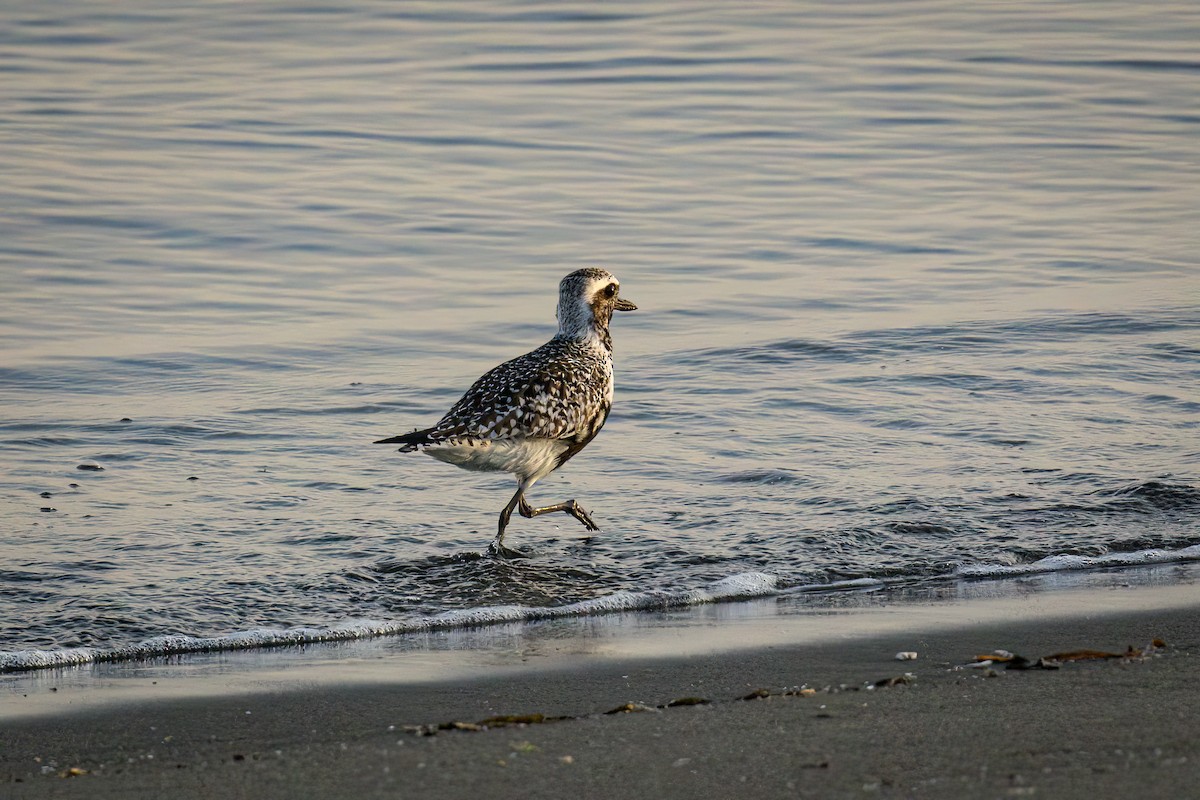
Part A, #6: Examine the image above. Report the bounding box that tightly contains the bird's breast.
[422,437,569,480]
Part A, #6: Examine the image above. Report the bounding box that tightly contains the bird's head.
[556,268,637,343]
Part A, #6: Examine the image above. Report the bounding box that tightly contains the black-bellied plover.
[375,268,637,553]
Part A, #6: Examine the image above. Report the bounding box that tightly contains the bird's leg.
[494,484,526,550]
[518,495,600,532]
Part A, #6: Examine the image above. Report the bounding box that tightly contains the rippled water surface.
[2,0,1198,668]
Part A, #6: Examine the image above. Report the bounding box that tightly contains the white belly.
[423,437,568,481]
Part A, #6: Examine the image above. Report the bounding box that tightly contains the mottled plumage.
[375,268,636,553]
[421,337,612,451]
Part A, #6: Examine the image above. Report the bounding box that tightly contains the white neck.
[556,297,611,350]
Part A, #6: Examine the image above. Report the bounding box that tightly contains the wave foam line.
[957,544,1200,578]
[0,572,778,674]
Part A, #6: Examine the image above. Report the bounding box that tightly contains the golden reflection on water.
[2,1,1196,365]
[1,0,1198,661]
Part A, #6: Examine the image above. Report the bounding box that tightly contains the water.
[2,0,1198,671]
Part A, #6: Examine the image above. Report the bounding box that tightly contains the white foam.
[956,543,1200,578]
[0,647,97,670]
[709,571,779,598]
[780,576,886,594]
[0,571,780,674]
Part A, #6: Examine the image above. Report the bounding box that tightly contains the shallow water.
[2,0,1198,669]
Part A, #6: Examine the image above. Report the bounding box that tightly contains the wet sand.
[4,591,1199,799]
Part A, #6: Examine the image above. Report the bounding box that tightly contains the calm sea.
[2,0,1198,671]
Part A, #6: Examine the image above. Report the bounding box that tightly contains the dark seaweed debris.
[970,638,1168,671]
[399,636,1171,738]
[401,676,904,737]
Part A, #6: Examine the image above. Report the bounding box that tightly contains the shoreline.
[6,544,1198,680]
[4,580,1200,798]
[4,570,1199,718]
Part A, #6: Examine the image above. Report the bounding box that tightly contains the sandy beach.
[4,583,1199,799]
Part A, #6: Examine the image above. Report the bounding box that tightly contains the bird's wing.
[429,342,607,443]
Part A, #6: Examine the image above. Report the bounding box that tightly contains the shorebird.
[375,268,637,553]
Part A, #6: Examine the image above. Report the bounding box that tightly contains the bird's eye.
[604,283,617,298]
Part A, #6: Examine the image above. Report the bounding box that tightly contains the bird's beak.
[615,297,638,312]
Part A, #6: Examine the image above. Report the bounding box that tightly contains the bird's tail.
[373,428,436,452]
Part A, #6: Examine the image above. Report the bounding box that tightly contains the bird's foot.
[567,502,600,532]
[487,540,529,560]
[521,498,601,532]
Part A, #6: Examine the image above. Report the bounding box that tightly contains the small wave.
[0,572,778,674]
[668,308,1199,377]
[956,544,1200,578]
[716,469,804,485]
[846,308,1198,356]
[676,338,859,369]
[1092,480,1200,513]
